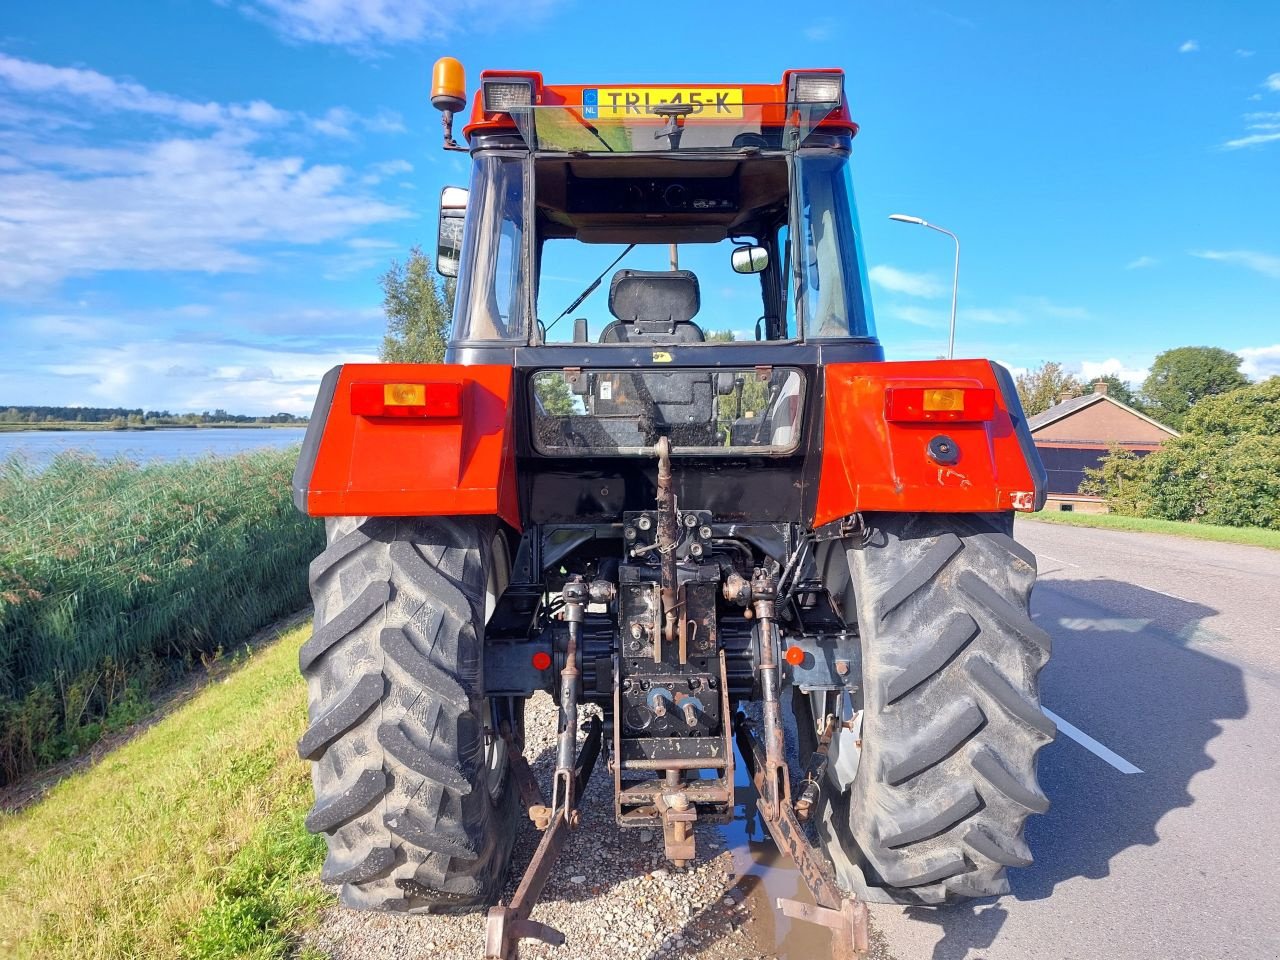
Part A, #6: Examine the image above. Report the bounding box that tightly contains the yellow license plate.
[584,87,745,120]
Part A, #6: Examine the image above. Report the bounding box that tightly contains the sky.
[1,0,1277,415]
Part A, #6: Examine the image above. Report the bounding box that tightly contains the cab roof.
[461,68,859,145]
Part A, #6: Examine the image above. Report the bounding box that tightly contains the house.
[1028,381,1179,512]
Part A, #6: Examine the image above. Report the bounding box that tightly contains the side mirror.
[437,185,468,278]
[731,244,769,274]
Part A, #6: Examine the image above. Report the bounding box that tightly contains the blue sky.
[1,0,1277,414]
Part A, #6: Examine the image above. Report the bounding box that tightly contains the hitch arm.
[484,715,603,960]
[735,715,870,960]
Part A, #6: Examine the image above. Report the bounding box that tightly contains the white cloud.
[37,339,378,414]
[1223,131,1280,149]
[0,133,410,292]
[0,53,403,142]
[3,302,387,413]
[1078,358,1148,386]
[804,19,836,42]
[1237,345,1280,380]
[0,56,412,294]
[360,158,413,184]
[1191,249,1280,278]
[1236,49,1255,58]
[882,304,947,329]
[236,0,561,47]
[868,265,946,298]
[309,106,405,138]
[1178,40,1199,54]
[1126,255,1158,269]
[1221,111,1280,149]
[0,53,289,129]
[1266,73,1280,92]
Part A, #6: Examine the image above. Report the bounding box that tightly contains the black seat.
[598,269,704,343]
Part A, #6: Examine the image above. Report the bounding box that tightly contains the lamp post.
[889,214,960,359]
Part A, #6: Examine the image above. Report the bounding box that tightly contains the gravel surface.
[303,692,775,960]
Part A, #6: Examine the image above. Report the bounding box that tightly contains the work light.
[482,78,534,112]
[789,72,844,104]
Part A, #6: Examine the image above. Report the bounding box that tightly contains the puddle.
[715,744,839,960]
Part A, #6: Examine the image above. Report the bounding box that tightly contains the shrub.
[1084,381,1280,531]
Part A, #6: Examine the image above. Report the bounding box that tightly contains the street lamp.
[889,214,960,359]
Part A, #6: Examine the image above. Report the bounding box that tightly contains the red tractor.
[292,61,1053,959]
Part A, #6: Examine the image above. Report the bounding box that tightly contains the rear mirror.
[437,185,468,277]
[731,245,769,274]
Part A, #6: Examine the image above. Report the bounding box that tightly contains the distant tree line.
[0,406,306,425]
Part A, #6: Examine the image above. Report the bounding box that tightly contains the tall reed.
[0,449,323,782]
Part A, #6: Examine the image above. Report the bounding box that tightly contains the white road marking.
[1043,707,1144,774]
[1036,553,1078,568]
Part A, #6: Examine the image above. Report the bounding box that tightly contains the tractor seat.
[598,269,704,344]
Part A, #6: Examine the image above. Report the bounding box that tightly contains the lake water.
[0,427,309,467]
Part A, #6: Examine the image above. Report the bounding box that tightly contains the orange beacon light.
[431,57,467,149]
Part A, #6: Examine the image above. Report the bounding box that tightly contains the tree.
[1079,445,1147,514]
[1140,346,1248,429]
[1093,374,1140,408]
[534,374,578,416]
[1015,362,1081,417]
[1180,376,1280,439]
[1085,377,1280,530]
[379,246,455,364]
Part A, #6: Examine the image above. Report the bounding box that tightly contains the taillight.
[884,387,996,423]
[350,381,463,418]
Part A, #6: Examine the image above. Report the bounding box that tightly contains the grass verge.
[0,623,332,960]
[1022,510,1280,550]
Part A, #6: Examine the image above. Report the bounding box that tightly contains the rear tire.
[298,516,519,913]
[813,513,1054,905]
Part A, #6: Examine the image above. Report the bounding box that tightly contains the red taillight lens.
[350,381,463,418]
[885,387,996,423]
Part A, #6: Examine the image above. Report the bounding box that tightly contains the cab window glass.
[794,151,875,339]
[452,155,526,341]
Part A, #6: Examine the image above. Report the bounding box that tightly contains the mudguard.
[291,363,520,529]
[813,359,1046,528]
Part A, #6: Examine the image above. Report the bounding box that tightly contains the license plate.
[583,87,745,120]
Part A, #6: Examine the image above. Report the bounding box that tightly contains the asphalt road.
[868,519,1280,960]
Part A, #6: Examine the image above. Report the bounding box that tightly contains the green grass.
[0,624,331,960]
[1023,510,1280,550]
[0,449,324,781]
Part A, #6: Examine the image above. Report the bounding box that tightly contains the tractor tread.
[299,516,518,914]
[884,612,979,704]
[305,768,386,834]
[881,787,982,848]
[966,655,1057,739]
[815,512,1053,906]
[971,745,1050,814]
[299,581,390,671]
[965,824,1033,868]
[297,672,383,762]
[875,533,961,621]
[884,701,986,785]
